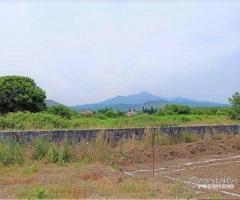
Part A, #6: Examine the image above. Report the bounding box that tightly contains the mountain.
[45,99,62,107]
[167,97,227,107]
[72,92,228,111]
[101,91,165,105]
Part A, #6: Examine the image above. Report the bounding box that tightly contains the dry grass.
[0,132,239,199]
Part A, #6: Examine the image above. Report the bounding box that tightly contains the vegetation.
[0,76,46,114]
[0,140,24,166]
[0,133,238,199]
[0,111,238,130]
[0,131,221,168]
[0,75,238,130]
[47,105,78,119]
[229,92,240,120]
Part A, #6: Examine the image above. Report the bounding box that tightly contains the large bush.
[0,76,46,114]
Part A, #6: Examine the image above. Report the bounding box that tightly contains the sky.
[0,1,240,106]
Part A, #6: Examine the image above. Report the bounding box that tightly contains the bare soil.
[120,134,240,170]
[1,135,240,199]
[121,135,240,199]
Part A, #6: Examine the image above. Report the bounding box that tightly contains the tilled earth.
[121,135,240,199]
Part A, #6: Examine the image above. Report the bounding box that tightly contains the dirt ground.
[121,134,240,199]
[0,135,240,199]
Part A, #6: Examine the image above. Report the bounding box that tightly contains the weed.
[21,186,47,199]
[181,132,193,143]
[211,133,224,140]
[0,140,24,166]
[34,187,46,199]
[32,138,48,160]
[169,182,195,199]
[0,111,238,130]
[21,163,39,175]
[155,133,172,145]
[209,194,221,200]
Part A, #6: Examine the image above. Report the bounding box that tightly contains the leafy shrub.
[105,110,118,118]
[0,112,69,130]
[0,140,24,166]
[0,117,15,129]
[47,105,77,119]
[160,104,191,115]
[97,108,121,118]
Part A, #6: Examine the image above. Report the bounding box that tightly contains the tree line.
[0,75,239,120]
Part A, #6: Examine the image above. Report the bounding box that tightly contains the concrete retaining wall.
[0,125,239,143]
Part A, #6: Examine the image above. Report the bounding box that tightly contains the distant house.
[125,111,136,117]
[80,110,94,117]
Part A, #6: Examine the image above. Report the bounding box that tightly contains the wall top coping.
[0,124,239,133]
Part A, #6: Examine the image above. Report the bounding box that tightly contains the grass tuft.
[0,140,24,166]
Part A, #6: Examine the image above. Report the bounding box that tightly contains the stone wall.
[0,125,239,143]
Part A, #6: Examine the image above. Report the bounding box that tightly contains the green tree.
[229,92,240,120]
[0,76,46,114]
[163,104,190,115]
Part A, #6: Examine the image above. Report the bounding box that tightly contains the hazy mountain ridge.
[72,92,228,111]
[46,99,62,107]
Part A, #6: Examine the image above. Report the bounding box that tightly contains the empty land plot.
[0,133,240,199]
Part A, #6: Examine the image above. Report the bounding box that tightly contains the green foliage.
[47,105,77,119]
[34,187,47,199]
[156,105,230,116]
[0,112,69,130]
[97,107,122,118]
[25,186,47,199]
[143,106,157,114]
[161,104,191,115]
[33,138,70,164]
[33,138,48,160]
[46,141,70,164]
[0,110,237,131]
[0,76,46,114]
[229,92,240,120]
[105,110,118,118]
[190,107,229,115]
[0,140,24,166]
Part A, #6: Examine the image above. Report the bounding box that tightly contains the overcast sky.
[0,1,240,105]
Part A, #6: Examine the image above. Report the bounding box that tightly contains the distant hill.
[45,99,62,107]
[72,92,228,111]
[101,92,165,105]
[167,97,227,107]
